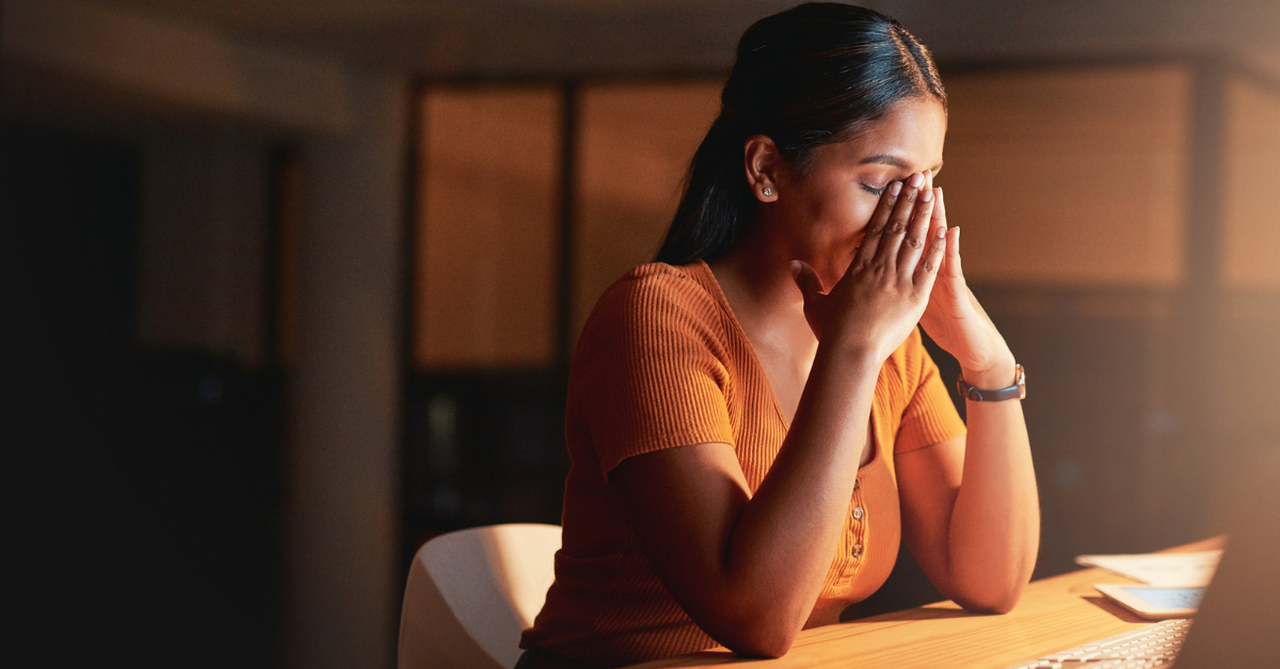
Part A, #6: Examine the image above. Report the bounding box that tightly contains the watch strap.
[957,364,1025,402]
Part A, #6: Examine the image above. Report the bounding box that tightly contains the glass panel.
[573,81,722,341]
[1219,76,1280,459]
[1223,76,1280,288]
[414,86,561,370]
[943,65,1191,286]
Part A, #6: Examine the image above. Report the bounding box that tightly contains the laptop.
[1166,456,1280,666]
[1008,455,1280,668]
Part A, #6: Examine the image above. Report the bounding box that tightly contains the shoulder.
[567,263,740,476]
[593,262,720,316]
[580,262,725,346]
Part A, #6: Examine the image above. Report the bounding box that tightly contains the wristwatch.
[957,364,1025,402]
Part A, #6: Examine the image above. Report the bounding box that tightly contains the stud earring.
[763,187,773,197]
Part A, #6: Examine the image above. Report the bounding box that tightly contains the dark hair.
[654,3,946,265]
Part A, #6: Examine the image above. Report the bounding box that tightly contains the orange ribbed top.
[521,261,966,668]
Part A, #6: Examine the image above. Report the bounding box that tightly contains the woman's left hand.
[918,181,1017,389]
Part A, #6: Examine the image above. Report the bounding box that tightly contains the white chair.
[398,523,562,669]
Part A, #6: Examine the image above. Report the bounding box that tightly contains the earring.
[763,187,773,197]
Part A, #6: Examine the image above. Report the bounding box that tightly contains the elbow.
[721,628,796,660]
[707,610,800,659]
[946,556,1035,615]
[952,583,1025,615]
[958,596,1017,615]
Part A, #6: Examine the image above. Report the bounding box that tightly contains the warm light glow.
[944,65,1191,287]
[415,86,562,370]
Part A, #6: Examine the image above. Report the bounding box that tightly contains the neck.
[707,227,805,321]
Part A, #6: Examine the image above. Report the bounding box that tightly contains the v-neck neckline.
[692,259,882,469]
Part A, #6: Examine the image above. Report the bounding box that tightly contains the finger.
[927,187,946,258]
[790,259,826,298]
[931,188,955,276]
[898,185,935,274]
[876,172,925,266]
[943,226,963,278]
[914,220,948,288]
[931,186,946,232]
[853,181,902,266]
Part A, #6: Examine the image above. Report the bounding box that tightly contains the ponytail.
[655,118,755,265]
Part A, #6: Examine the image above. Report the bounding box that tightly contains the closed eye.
[860,182,886,197]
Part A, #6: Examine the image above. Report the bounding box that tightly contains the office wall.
[943,65,1190,287]
[136,131,272,366]
[414,86,562,370]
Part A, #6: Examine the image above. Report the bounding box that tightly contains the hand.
[790,172,947,363]
[917,179,1016,388]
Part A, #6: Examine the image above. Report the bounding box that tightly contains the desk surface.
[630,537,1224,669]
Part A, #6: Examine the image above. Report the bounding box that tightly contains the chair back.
[398,523,561,669]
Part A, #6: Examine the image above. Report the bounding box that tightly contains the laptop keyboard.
[1002,618,1192,669]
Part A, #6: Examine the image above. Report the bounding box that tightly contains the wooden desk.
[630,537,1223,669]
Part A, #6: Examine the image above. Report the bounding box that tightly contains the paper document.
[1075,550,1223,587]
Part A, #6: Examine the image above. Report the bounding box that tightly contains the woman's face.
[771,97,947,286]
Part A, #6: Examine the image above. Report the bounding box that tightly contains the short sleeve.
[894,329,968,454]
[571,269,736,477]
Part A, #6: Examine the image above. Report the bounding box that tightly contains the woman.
[520,4,1039,667]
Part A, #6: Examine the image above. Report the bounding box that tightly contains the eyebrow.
[859,154,944,172]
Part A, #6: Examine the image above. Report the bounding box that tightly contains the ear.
[743,134,782,203]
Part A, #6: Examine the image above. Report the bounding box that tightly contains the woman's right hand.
[790,172,947,362]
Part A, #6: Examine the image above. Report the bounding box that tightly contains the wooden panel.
[942,65,1191,287]
[573,81,722,342]
[414,87,560,370]
[1222,77,1280,288]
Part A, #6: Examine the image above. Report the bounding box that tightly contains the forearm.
[945,362,1040,613]
[712,344,880,653]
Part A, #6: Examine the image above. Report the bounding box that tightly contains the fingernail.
[920,188,933,202]
[937,225,946,238]
[889,181,902,196]
[908,173,924,188]
[789,260,802,277]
